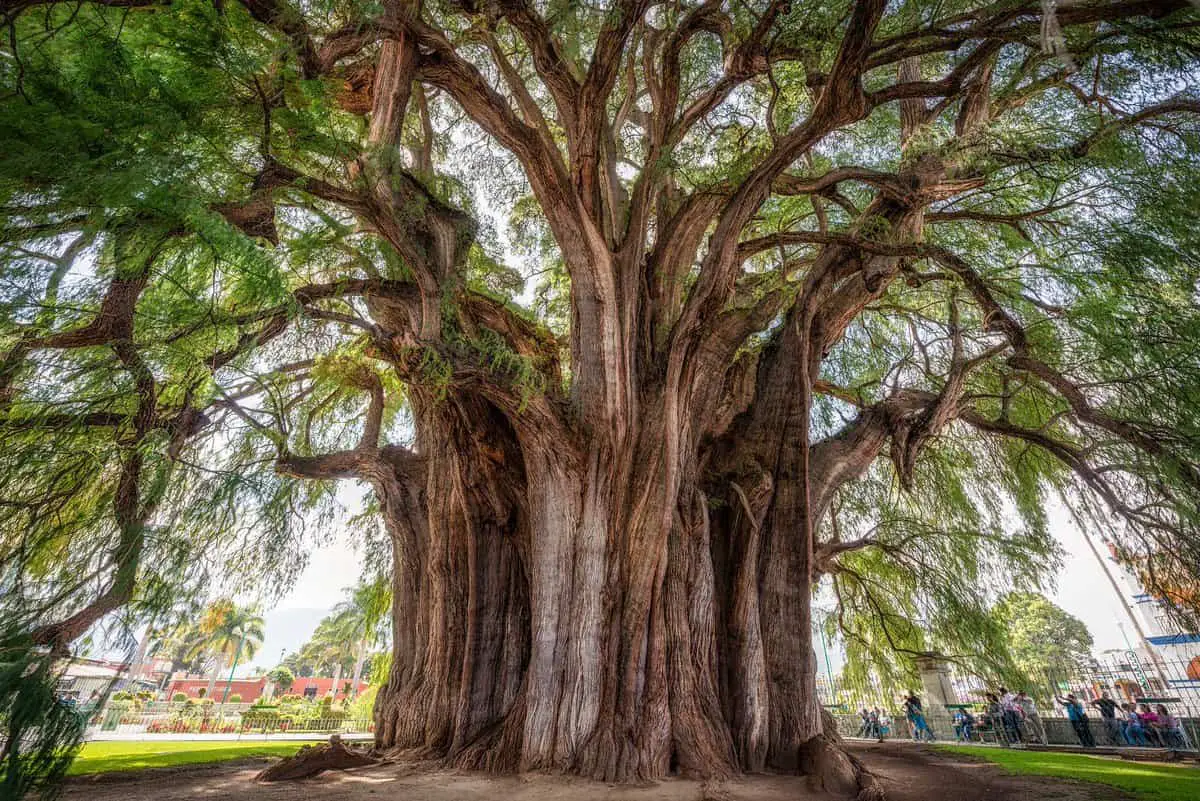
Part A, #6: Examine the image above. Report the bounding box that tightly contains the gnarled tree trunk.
[363,378,856,787]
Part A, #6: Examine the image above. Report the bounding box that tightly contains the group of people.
[854,692,934,741]
[855,707,893,740]
[855,688,1190,750]
[1080,692,1188,748]
[952,687,1045,744]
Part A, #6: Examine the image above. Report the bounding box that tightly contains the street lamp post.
[220,631,247,705]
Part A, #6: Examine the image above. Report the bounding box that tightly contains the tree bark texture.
[362,376,878,785]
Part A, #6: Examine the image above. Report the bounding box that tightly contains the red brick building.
[166,675,367,702]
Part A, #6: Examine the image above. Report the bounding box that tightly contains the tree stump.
[255,735,377,781]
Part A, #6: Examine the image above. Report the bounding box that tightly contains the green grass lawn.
[936,745,1200,801]
[67,740,310,776]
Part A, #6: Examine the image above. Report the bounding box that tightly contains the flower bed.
[146,720,240,734]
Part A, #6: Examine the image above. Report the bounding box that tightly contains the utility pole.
[220,631,247,705]
[1075,516,1172,691]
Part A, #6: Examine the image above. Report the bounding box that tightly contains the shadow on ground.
[60,741,1129,801]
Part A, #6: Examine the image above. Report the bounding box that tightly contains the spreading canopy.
[3,0,1200,786]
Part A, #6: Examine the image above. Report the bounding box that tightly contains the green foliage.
[824,438,1061,687]
[0,630,86,800]
[992,592,1094,680]
[171,692,187,702]
[267,666,295,692]
[368,651,392,687]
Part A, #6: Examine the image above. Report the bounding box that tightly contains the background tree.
[3,0,1200,795]
[327,577,392,697]
[993,592,1094,680]
[189,601,265,700]
[268,665,296,695]
[144,623,209,677]
[282,583,390,687]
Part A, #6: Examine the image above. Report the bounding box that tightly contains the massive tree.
[3,0,1200,794]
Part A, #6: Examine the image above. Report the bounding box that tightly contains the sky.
[241,491,1143,678]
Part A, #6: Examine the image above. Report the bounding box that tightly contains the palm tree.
[147,621,202,666]
[326,578,390,698]
[188,601,265,701]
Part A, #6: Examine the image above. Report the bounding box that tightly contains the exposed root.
[841,743,886,801]
[255,734,377,781]
[854,771,886,801]
[795,711,885,800]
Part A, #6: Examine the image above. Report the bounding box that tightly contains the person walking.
[904,692,937,742]
[984,693,1005,742]
[1156,705,1186,749]
[1056,693,1095,747]
[1016,691,1045,744]
[867,707,883,741]
[875,708,891,741]
[1137,703,1163,747]
[1090,692,1122,745]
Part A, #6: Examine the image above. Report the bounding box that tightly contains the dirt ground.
[61,742,1128,801]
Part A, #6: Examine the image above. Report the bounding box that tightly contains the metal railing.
[819,652,1200,751]
[86,709,374,739]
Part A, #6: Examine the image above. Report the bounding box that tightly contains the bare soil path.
[60,741,1127,801]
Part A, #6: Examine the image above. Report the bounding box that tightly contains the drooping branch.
[27,307,166,653]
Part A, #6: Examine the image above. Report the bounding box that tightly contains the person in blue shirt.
[903,692,936,742]
[953,708,976,742]
[1055,693,1095,747]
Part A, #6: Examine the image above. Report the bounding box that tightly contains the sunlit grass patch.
[936,745,1200,801]
[67,740,310,775]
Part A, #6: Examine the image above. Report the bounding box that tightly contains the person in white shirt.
[997,686,1024,743]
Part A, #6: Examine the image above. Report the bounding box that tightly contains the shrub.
[350,685,378,720]
[242,703,280,722]
[268,666,295,692]
[147,720,238,734]
[227,693,242,703]
[277,694,302,704]
[171,692,188,702]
